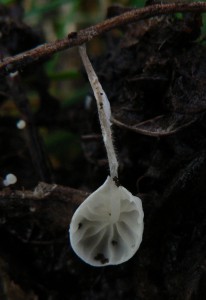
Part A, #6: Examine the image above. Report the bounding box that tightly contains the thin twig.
[0,182,88,204]
[0,2,206,75]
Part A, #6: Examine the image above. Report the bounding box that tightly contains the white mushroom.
[70,176,143,266]
[69,45,144,266]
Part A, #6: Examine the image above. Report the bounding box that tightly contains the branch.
[1,2,206,75]
[0,181,88,205]
[0,182,89,232]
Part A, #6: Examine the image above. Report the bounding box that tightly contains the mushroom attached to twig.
[69,44,144,266]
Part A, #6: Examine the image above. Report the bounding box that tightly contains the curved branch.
[0,181,88,205]
[0,2,206,75]
[0,182,89,230]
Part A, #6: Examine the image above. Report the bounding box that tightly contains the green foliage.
[61,87,89,107]
[25,0,79,17]
[129,0,146,7]
[1,0,14,3]
[43,130,81,168]
[47,70,79,80]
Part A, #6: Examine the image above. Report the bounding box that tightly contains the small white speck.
[16,119,26,129]
[9,71,19,78]
[29,207,36,212]
[3,173,17,186]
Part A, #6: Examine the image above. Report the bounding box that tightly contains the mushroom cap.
[69,176,144,266]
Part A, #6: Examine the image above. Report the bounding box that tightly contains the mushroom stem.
[79,44,118,179]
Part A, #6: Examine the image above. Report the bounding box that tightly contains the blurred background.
[0,0,147,190]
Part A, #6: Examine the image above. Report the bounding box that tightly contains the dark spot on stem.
[78,222,82,230]
[99,102,103,109]
[111,240,118,246]
[113,176,120,187]
[94,253,109,264]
